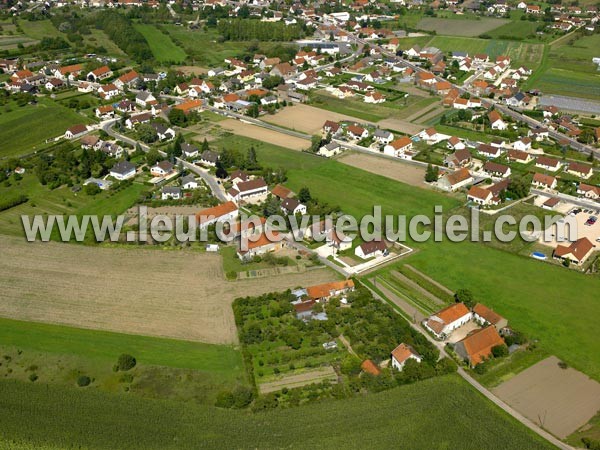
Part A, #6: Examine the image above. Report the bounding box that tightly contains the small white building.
[391,343,422,371]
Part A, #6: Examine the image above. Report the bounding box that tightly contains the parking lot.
[534,199,600,249]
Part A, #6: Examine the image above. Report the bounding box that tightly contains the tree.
[298,187,312,203]
[215,161,228,179]
[116,354,136,371]
[83,183,101,196]
[263,195,280,217]
[491,344,508,358]
[246,146,258,170]
[137,124,157,143]
[168,108,186,126]
[145,148,161,166]
[454,288,475,308]
[202,138,210,152]
[425,164,439,182]
[172,133,183,158]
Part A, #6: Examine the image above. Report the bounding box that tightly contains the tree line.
[217,19,306,42]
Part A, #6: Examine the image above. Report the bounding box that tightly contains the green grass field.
[0,175,146,237]
[427,36,544,69]
[18,19,63,40]
[534,68,600,101]
[417,17,510,37]
[0,317,241,373]
[0,375,553,449]
[0,98,92,158]
[134,24,187,64]
[83,28,126,57]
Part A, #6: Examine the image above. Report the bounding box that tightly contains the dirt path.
[413,106,445,125]
[375,118,423,135]
[404,264,454,296]
[390,270,445,306]
[339,334,357,357]
[259,366,337,393]
[370,277,425,323]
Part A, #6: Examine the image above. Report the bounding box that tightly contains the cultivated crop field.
[337,152,428,188]
[134,24,187,63]
[0,375,554,449]
[417,17,509,37]
[0,98,92,158]
[0,236,338,344]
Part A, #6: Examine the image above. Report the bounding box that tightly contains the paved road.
[102,120,227,201]
[531,188,600,210]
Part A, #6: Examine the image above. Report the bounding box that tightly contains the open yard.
[494,356,600,439]
[417,17,509,37]
[217,118,309,150]
[0,236,339,345]
[337,152,428,189]
[265,103,367,134]
[134,23,187,64]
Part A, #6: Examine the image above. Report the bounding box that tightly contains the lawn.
[134,23,187,64]
[0,317,242,374]
[0,174,146,237]
[163,25,245,67]
[0,98,92,158]
[0,375,554,449]
[417,17,510,37]
[427,36,544,69]
[18,19,63,40]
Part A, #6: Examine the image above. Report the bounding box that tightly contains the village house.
[347,124,369,141]
[161,186,182,200]
[535,156,562,172]
[196,201,239,229]
[531,173,557,190]
[418,127,447,145]
[567,162,593,179]
[488,110,507,130]
[228,178,269,203]
[391,343,422,371]
[384,136,413,157]
[237,230,283,260]
[180,175,198,190]
[152,123,175,141]
[454,326,505,367]
[319,142,342,158]
[472,303,508,331]
[114,70,139,90]
[306,279,355,302]
[136,91,157,108]
[95,105,115,119]
[483,161,511,178]
[477,143,503,159]
[65,124,88,140]
[126,112,152,129]
[109,161,136,181]
[97,83,119,100]
[181,143,199,159]
[438,168,474,191]
[87,65,113,82]
[281,198,307,215]
[513,137,532,152]
[507,149,533,164]
[355,240,388,259]
[577,183,600,199]
[444,148,471,168]
[373,129,394,145]
[424,303,472,339]
[200,150,219,166]
[150,161,175,177]
[467,186,500,206]
[554,237,595,265]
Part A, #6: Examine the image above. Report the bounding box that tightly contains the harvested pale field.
[219,119,308,151]
[375,118,423,135]
[337,152,428,189]
[265,104,369,134]
[493,356,600,439]
[259,366,337,393]
[0,236,338,345]
[174,65,208,75]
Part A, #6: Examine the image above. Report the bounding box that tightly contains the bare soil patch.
[0,236,338,345]
[338,152,428,189]
[175,65,208,75]
[493,356,600,438]
[219,119,308,150]
[265,104,368,134]
[375,118,424,135]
